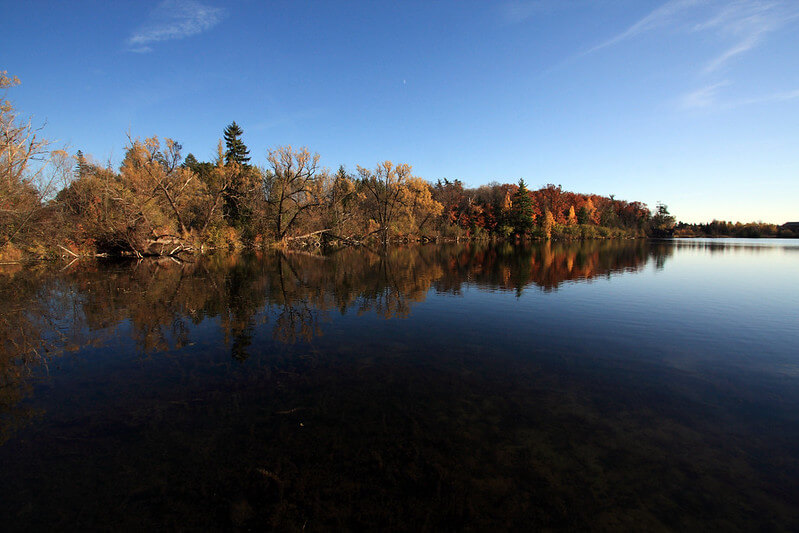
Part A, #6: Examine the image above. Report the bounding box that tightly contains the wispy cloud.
[680,83,799,110]
[727,88,799,107]
[580,1,799,110]
[738,89,799,105]
[679,81,730,109]
[585,0,798,70]
[586,0,702,55]
[696,1,799,72]
[127,0,224,53]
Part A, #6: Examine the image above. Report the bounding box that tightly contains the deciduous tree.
[119,136,199,238]
[263,146,324,240]
[357,161,412,244]
[1,71,71,251]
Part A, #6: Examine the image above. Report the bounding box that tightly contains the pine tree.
[577,206,590,225]
[182,153,199,171]
[223,121,250,166]
[75,150,89,178]
[511,179,534,235]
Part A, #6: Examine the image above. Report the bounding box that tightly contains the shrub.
[580,224,599,239]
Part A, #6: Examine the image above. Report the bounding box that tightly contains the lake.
[1,239,798,530]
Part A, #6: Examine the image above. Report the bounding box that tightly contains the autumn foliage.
[0,70,686,260]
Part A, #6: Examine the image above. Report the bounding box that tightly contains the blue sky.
[3,0,798,223]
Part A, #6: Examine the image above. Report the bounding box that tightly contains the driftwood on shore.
[284,228,438,249]
[131,234,196,258]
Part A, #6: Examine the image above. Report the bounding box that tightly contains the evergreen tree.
[223,121,250,166]
[577,206,590,225]
[220,123,255,226]
[650,202,676,237]
[75,150,89,178]
[182,152,214,183]
[511,179,534,235]
[182,153,199,171]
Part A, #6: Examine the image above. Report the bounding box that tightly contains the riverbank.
[0,224,649,264]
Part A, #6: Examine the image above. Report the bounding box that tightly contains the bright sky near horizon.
[2,0,798,223]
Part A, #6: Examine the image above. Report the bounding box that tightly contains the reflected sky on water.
[1,239,798,530]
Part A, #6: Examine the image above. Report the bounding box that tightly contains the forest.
[2,70,680,261]
[673,220,796,238]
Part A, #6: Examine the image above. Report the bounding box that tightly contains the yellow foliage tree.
[400,176,443,235]
[263,145,324,240]
[543,209,555,239]
[1,71,71,251]
[567,205,577,225]
[120,136,199,238]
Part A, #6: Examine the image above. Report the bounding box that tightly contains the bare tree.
[357,161,412,244]
[263,146,324,240]
[1,71,71,250]
[120,135,196,237]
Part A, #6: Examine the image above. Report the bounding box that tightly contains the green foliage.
[74,150,91,179]
[577,206,589,225]
[580,224,599,239]
[220,123,258,227]
[557,224,582,240]
[600,207,619,228]
[182,153,199,170]
[649,203,676,236]
[223,121,251,166]
[511,179,534,235]
[528,226,545,240]
[674,220,784,238]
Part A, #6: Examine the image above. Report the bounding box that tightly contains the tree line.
[673,220,797,238]
[2,71,678,261]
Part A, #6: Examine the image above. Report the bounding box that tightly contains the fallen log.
[285,229,332,241]
[57,244,79,258]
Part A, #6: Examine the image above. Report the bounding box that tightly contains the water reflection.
[670,237,799,253]
[3,240,660,347]
[1,241,661,450]
[3,240,798,530]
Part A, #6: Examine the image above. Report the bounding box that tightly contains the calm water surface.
[1,240,798,530]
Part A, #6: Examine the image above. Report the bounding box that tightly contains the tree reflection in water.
[21,241,799,532]
[1,241,663,444]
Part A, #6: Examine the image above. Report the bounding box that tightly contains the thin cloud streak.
[127,0,224,52]
[729,88,799,107]
[697,1,799,72]
[579,0,799,111]
[704,33,760,72]
[584,0,797,72]
[585,0,702,55]
[680,84,799,110]
[680,81,730,109]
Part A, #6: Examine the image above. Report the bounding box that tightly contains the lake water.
[1,239,798,530]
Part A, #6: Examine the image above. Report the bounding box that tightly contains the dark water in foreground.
[1,240,798,530]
